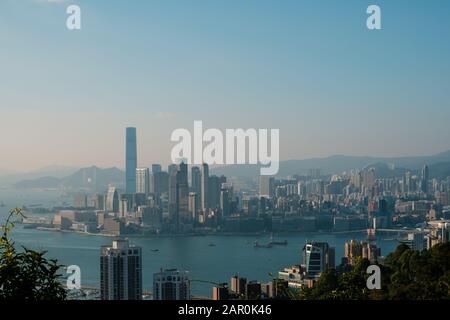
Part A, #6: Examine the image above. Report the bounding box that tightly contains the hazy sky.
[1,0,450,171]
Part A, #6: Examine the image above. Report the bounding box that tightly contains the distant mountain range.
[211,150,450,178]
[13,166,124,191]
[4,150,450,190]
[0,165,80,186]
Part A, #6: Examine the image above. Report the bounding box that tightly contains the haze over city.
[1,0,450,309]
[1,0,450,171]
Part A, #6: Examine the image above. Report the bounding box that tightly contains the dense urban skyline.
[11,125,449,300]
[1,0,450,171]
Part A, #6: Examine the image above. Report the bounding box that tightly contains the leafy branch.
[0,208,67,300]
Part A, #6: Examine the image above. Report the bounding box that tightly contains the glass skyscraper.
[302,242,335,278]
[125,127,137,194]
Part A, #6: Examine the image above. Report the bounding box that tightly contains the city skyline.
[1,0,450,307]
[1,0,450,171]
[2,144,450,174]
[2,105,449,302]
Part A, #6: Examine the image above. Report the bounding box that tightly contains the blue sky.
[1,0,450,171]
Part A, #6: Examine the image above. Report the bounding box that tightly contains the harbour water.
[0,189,399,297]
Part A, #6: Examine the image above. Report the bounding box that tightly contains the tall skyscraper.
[152,164,162,174]
[136,167,150,196]
[100,239,142,300]
[94,194,105,210]
[421,164,430,194]
[151,171,169,194]
[126,127,137,194]
[168,170,178,218]
[105,186,119,213]
[168,164,178,176]
[220,183,233,218]
[178,161,188,186]
[188,192,199,221]
[302,242,335,277]
[404,171,412,193]
[168,161,190,230]
[177,161,189,223]
[201,163,209,212]
[119,195,128,217]
[191,166,201,195]
[153,268,190,300]
[209,175,226,209]
[259,176,274,198]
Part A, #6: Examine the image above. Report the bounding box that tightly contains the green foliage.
[297,243,450,300]
[299,258,373,300]
[0,208,66,300]
[384,242,450,299]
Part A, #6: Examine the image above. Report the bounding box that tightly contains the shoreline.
[29,226,401,239]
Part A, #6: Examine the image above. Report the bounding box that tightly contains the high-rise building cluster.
[55,128,450,239]
[343,239,381,265]
[99,239,191,301]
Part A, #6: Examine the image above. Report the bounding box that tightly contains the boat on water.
[208,243,216,247]
[268,233,288,246]
[269,239,288,246]
[28,204,43,208]
[253,240,272,249]
[150,249,159,252]
[23,224,39,229]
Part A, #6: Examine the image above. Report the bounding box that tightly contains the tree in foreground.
[0,208,66,300]
[297,242,450,300]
